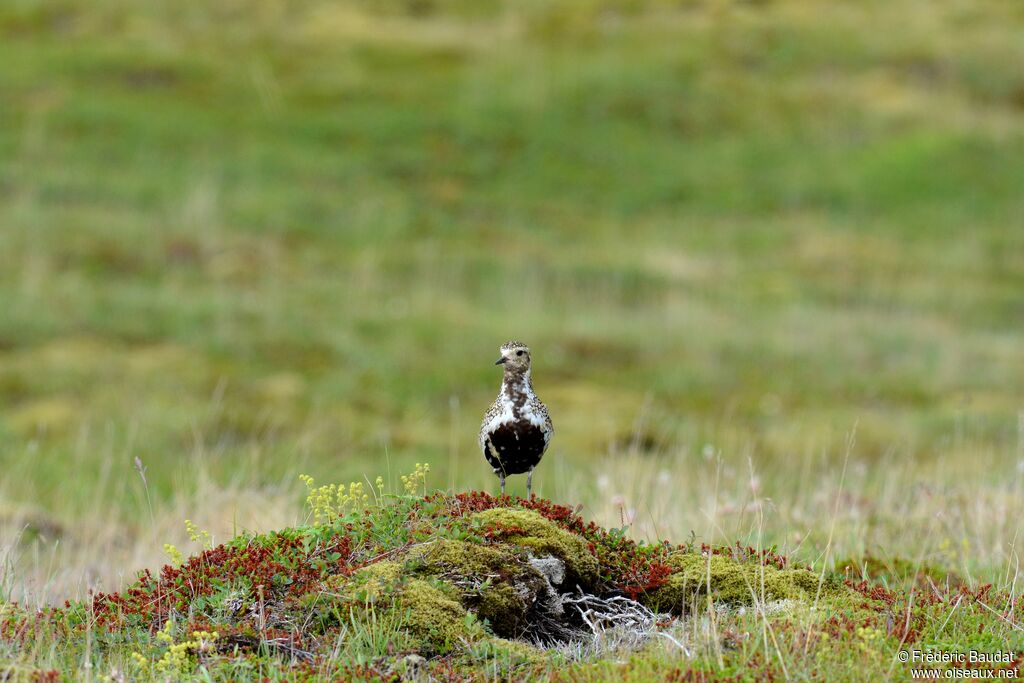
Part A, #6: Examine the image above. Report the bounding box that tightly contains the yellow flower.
[163,544,183,568]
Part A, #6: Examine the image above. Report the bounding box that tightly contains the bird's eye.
[516,350,524,357]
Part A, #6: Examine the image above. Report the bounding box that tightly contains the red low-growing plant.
[92,530,354,629]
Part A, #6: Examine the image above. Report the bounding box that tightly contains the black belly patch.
[483,422,547,475]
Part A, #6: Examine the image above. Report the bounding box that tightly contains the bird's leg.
[526,467,534,499]
[499,474,506,497]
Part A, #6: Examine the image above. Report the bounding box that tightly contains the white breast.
[479,376,553,450]
[520,398,548,429]
[480,389,515,446]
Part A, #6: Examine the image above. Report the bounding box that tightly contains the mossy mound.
[307,504,850,652]
[645,551,845,615]
[470,508,600,591]
[81,491,871,677]
[407,539,552,637]
[320,538,556,649]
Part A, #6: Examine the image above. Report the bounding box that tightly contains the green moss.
[324,560,482,654]
[485,637,547,663]
[645,551,847,615]
[320,537,557,646]
[338,559,404,602]
[395,578,473,651]
[471,508,600,591]
[410,539,549,638]
[407,538,521,577]
[475,584,528,637]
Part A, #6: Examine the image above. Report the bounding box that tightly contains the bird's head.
[495,340,531,372]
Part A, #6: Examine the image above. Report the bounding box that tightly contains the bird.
[478,340,554,497]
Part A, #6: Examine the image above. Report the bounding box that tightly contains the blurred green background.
[1,0,1022,517]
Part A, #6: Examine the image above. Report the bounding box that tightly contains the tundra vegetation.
[1,0,1023,680]
[3,471,1022,680]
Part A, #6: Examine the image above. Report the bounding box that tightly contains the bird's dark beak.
[495,357,507,365]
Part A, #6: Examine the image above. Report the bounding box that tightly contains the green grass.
[1,0,1020,495]
[0,0,1023,678]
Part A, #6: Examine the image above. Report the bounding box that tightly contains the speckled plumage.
[479,341,553,496]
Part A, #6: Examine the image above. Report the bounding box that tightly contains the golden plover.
[479,340,554,497]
